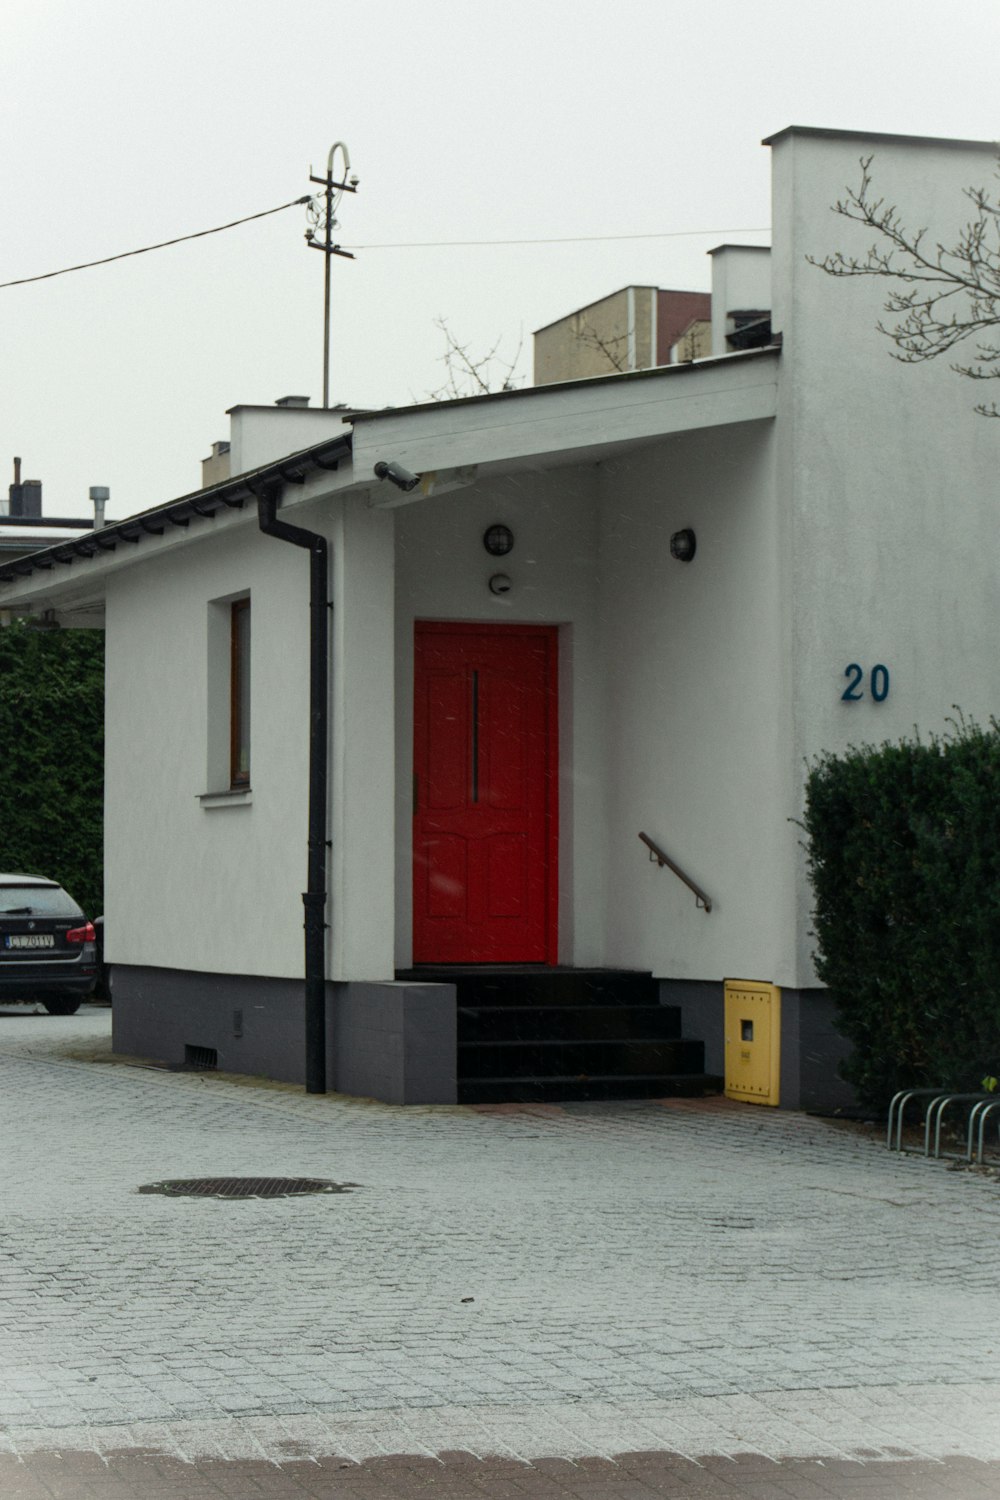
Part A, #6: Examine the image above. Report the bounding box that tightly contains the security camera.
[373,460,421,493]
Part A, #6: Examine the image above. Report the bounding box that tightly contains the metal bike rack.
[967,1098,1000,1164]
[925,1093,996,1159]
[887,1087,1000,1160]
[887,1088,948,1153]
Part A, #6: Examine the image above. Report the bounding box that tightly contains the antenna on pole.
[305,142,359,409]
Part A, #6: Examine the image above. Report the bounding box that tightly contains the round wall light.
[489,573,512,596]
[669,527,697,562]
[483,523,514,557]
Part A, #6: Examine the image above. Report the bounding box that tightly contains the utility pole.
[305,143,359,409]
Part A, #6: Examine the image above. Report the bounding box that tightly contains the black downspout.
[257,484,329,1094]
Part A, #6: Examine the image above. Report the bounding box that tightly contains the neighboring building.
[533,285,712,384]
[669,317,712,363]
[1,125,996,1113]
[0,459,109,570]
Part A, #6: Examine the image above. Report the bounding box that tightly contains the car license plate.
[5,934,55,949]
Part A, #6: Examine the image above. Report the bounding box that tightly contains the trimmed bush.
[804,718,1000,1110]
[0,622,104,919]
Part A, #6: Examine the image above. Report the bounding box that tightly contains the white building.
[2,125,997,1110]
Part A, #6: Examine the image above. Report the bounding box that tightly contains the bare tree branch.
[808,154,1000,415]
[427,318,524,400]
[574,319,631,373]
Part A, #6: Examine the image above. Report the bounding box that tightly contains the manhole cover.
[137,1177,356,1199]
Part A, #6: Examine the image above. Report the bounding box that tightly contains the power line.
[345,226,771,250]
[0,202,772,292]
[0,196,313,291]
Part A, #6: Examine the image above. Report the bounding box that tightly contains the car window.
[0,885,83,918]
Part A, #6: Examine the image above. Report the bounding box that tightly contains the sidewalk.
[0,1006,997,1495]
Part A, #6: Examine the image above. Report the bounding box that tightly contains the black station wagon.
[0,875,97,1014]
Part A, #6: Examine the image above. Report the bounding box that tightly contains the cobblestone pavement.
[0,1006,998,1497]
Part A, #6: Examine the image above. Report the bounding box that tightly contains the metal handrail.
[638,832,713,912]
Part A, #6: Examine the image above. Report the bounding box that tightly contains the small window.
[230,598,251,787]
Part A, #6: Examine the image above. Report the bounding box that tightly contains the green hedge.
[803,719,1000,1110]
[0,622,104,919]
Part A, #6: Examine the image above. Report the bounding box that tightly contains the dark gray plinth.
[333,981,456,1105]
[111,967,456,1104]
[658,979,726,1076]
[659,976,858,1114]
[783,987,856,1114]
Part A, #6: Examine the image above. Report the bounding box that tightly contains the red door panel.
[413,623,557,964]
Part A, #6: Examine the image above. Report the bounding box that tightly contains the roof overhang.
[0,433,354,618]
[0,347,779,618]
[355,346,779,507]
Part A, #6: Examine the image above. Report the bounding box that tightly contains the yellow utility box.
[724,980,781,1106]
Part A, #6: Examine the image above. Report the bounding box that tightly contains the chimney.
[9,458,41,517]
[201,440,231,489]
[275,395,311,408]
[8,457,22,517]
[20,480,42,518]
[89,486,109,530]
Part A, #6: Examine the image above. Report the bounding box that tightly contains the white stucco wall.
[329,494,397,981]
[393,466,606,969]
[103,484,398,984]
[770,128,1000,986]
[391,421,785,984]
[597,421,787,983]
[104,517,312,977]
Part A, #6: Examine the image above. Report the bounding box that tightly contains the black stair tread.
[458,1005,682,1033]
[453,981,660,1007]
[459,1037,704,1080]
[457,1003,673,1015]
[399,969,661,1007]
[457,1004,684,1047]
[458,1038,701,1050]
[398,967,653,978]
[462,1071,723,1084]
[459,1074,724,1103]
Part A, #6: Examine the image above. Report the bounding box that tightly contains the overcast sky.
[3,0,1000,517]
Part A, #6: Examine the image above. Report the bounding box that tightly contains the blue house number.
[842,663,890,703]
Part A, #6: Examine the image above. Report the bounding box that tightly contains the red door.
[413,622,558,964]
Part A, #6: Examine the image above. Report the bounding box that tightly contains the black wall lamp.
[483,523,514,556]
[669,528,697,562]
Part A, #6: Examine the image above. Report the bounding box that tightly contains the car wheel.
[43,998,82,1016]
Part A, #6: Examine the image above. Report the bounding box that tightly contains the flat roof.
[708,244,771,256]
[350,342,773,424]
[763,125,998,152]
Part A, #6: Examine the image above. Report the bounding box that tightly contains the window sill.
[198,788,253,809]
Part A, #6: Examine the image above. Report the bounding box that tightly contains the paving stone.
[0,1007,998,1492]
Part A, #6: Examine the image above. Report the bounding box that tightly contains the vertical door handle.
[471,669,479,804]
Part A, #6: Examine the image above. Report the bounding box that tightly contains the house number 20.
[842,663,890,703]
